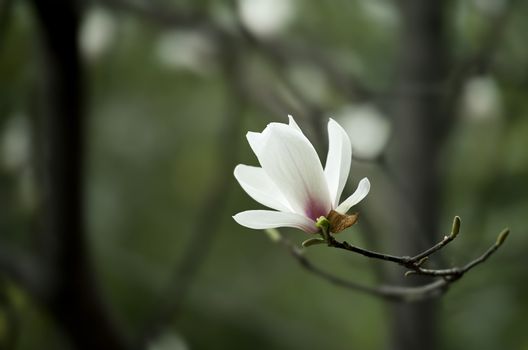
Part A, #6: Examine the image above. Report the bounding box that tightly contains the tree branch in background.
[443,0,519,131]
[451,0,518,79]
[138,43,247,346]
[0,245,47,300]
[96,0,375,147]
[267,216,509,302]
[0,279,19,349]
[0,0,14,52]
[235,21,374,102]
[100,0,210,30]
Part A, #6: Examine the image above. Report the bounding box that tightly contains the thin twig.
[406,228,509,277]
[324,226,454,268]
[325,216,508,278]
[410,216,460,262]
[327,237,411,265]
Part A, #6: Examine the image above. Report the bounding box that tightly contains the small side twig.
[405,228,509,278]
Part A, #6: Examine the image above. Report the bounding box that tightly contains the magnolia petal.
[234,164,291,212]
[233,210,318,233]
[247,115,303,155]
[288,114,303,133]
[256,123,332,219]
[247,115,302,157]
[335,177,370,214]
[246,131,264,157]
[324,118,352,208]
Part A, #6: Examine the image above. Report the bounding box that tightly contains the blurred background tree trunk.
[30,1,128,348]
[386,1,447,350]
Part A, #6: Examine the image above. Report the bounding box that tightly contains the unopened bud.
[496,228,510,245]
[450,216,461,238]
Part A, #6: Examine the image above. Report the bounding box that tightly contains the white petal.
[324,118,352,208]
[234,164,291,212]
[288,114,302,133]
[247,115,302,157]
[335,177,370,214]
[233,210,318,233]
[256,123,332,219]
[246,131,264,157]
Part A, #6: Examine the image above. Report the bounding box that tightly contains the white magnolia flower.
[233,115,370,233]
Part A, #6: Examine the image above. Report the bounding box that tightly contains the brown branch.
[267,215,509,302]
[270,231,450,302]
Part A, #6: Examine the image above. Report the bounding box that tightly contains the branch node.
[416,256,429,267]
